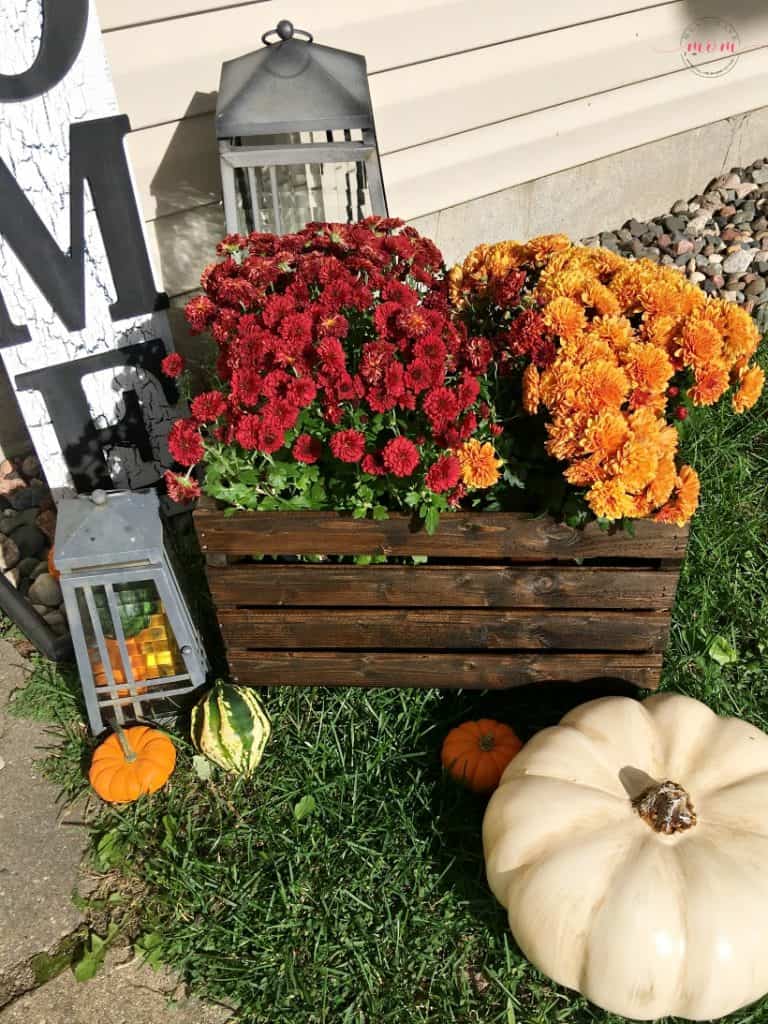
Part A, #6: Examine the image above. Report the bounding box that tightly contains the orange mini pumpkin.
[89,725,176,803]
[441,719,522,793]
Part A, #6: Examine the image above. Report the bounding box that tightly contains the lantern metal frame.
[54,489,208,735]
[216,19,388,236]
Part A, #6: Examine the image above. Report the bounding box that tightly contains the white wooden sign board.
[0,0,183,498]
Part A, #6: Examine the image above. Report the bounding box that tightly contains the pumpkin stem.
[478,733,496,752]
[114,723,138,764]
[632,779,696,834]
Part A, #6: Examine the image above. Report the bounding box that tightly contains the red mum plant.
[166,218,500,531]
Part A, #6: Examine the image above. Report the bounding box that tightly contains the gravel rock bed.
[583,157,768,326]
[0,455,68,637]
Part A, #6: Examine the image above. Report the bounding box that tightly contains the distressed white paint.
[0,0,183,496]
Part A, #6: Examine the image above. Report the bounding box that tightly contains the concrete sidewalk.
[0,638,231,1022]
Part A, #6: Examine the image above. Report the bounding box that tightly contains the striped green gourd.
[191,680,271,774]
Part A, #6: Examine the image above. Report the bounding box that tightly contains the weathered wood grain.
[207,564,680,610]
[226,651,665,690]
[217,608,670,652]
[194,509,689,559]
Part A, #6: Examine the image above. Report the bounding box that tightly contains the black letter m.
[0,115,165,348]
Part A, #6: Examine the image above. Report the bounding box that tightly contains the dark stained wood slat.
[207,564,681,610]
[226,651,664,690]
[218,608,670,652]
[194,509,689,560]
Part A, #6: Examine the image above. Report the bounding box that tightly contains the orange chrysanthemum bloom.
[641,314,680,355]
[623,342,674,393]
[586,478,632,521]
[580,360,630,413]
[545,413,591,461]
[522,363,541,415]
[580,280,620,316]
[679,319,723,367]
[559,334,617,368]
[582,410,630,458]
[564,455,607,487]
[654,465,700,526]
[589,315,635,352]
[732,364,765,413]
[526,234,571,265]
[543,296,587,339]
[456,439,503,490]
[447,264,466,309]
[689,364,730,406]
[723,304,761,362]
[647,452,678,508]
[614,438,659,494]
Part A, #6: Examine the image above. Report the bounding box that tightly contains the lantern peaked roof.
[53,490,163,572]
[216,20,374,138]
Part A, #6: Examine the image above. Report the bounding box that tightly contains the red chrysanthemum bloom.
[422,387,459,430]
[161,352,185,379]
[507,309,549,363]
[184,295,216,333]
[292,434,323,464]
[360,340,397,386]
[257,415,286,454]
[404,359,434,393]
[361,452,386,476]
[317,337,347,372]
[330,429,366,463]
[164,470,201,504]
[493,269,526,307]
[383,436,420,477]
[447,482,467,508]
[317,313,349,339]
[287,376,317,408]
[425,454,461,493]
[190,390,227,423]
[235,414,261,450]
[462,336,493,374]
[457,372,481,410]
[168,419,204,466]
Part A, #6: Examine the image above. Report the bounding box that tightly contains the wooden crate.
[193,504,688,691]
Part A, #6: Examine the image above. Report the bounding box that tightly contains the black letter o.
[0,0,89,102]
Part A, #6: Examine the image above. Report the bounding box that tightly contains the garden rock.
[0,460,24,498]
[0,534,20,573]
[35,508,56,543]
[581,157,768,318]
[722,249,754,275]
[8,524,46,560]
[28,573,62,608]
[17,557,38,578]
[8,484,45,512]
[19,454,40,480]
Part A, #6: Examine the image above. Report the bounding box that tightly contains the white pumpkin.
[483,693,768,1021]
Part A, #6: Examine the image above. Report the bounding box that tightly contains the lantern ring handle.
[262,21,313,45]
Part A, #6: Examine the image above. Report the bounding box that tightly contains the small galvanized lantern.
[54,489,207,735]
[216,18,388,235]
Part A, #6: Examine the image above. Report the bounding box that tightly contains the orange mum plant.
[449,236,764,526]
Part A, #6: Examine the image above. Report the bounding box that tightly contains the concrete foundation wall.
[410,105,768,265]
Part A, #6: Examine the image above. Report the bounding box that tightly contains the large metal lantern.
[216,19,388,235]
[54,490,207,735]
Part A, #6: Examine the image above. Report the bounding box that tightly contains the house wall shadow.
[149,92,226,303]
[0,362,32,458]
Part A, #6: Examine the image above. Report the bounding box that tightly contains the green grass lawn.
[6,341,768,1024]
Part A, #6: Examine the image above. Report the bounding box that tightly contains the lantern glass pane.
[232,130,373,234]
[77,581,184,689]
